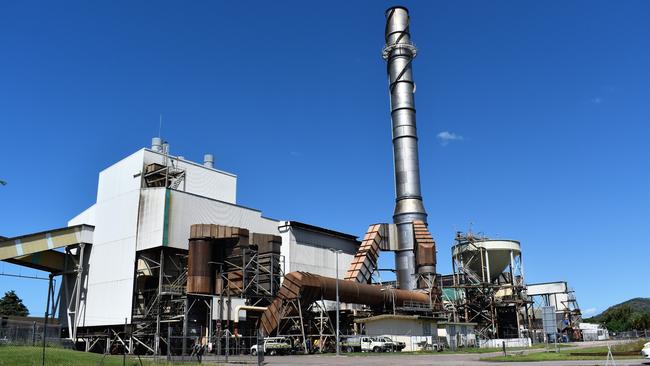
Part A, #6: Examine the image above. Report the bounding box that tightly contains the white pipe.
[235,305,266,319]
[233,305,266,335]
[485,248,491,283]
[509,250,515,286]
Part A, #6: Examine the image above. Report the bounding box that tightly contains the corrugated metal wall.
[82,150,144,327]
[289,227,356,279]
[166,190,279,250]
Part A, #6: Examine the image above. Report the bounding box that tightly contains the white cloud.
[436,131,464,146]
[583,307,598,316]
[591,97,603,104]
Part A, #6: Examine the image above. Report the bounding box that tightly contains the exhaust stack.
[151,137,163,153]
[383,6,427,290]
[203,154,214,168]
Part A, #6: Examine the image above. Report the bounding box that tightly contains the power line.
[0,272,50,281]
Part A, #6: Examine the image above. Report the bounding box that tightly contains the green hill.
[584,297,650,332]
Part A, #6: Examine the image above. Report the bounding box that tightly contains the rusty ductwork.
[414,221,436,275]
[345,224,383,284]
[187,238,213,294]
[187,224,283,297]
[260,271,431,336]
[187,224,252,295]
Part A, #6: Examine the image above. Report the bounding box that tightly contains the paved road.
[252,354,648,366]
[218,341,648,366]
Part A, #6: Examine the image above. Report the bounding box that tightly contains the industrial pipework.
[383,6,428,290]
[259,271,431,336]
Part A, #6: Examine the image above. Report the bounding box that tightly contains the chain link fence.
[609,329,650,340]
[0,318,65,348]
[0,318,262,365]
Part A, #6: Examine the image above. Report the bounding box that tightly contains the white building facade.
[68,142,359,328]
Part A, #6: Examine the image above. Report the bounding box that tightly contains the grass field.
[436,345,570,354]
[447,343,570,354]
[0,346,205,366]
[481,339,646,362]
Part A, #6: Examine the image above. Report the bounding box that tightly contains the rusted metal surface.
[260,271,431,336]
[189,224,249,245]
[412,221,443,310]
[414,221,436,270]
[252,233,282,254]
[345,224,383,283]
[188,224,250,294]
[187,224,282,298]
[187,238,213,294]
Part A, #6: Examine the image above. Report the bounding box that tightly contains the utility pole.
[329,249,342,356]
[42,274,53,366]
[123,318,127,366]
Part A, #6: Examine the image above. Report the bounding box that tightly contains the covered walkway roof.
[0,224,93,273]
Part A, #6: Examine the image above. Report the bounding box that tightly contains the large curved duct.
[384,6,428,290]
[259,272,431,336]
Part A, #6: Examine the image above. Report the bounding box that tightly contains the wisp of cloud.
[437,131,464,146]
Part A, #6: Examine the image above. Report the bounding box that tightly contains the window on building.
[423,322,431,336]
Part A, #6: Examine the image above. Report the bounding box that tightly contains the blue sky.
[1,1,648,318]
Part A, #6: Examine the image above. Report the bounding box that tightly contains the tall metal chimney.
[383,6,427,290]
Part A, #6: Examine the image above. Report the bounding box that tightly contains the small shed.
[579,322,609,341]
[437,321,478,348]
[355,315,477,351]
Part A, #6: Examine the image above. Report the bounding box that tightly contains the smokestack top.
[385,5,409,15]
[382,7,417,61]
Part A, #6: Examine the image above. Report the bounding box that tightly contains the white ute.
[641,341,650,360]
[250,337,292,356]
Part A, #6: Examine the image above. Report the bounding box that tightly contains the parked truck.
[340,336,404,353]
[250,337,292,356]
[377,336,406,352]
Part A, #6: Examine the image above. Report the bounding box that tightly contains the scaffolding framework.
[526,282,583,342]
[75,224,285,357]
[447,232,530,339]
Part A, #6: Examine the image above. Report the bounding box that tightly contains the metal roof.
[0,225,93,267]
[281,221,359,241]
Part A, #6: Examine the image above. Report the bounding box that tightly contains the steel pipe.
[383,6,427,290]
[260,271,431,336]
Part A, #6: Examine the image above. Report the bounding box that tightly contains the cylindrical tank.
[187,238,213,294]
[151,137,163,152]
[452,239,521,283]
[203,154,214,168]
[383,6,427,290]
